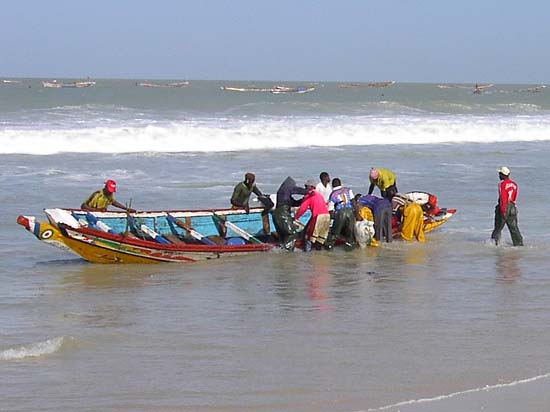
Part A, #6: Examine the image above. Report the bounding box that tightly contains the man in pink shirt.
[294,180,331,251]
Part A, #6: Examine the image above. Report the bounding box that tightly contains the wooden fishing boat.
[17,193,456,263]
[17,207,275,264]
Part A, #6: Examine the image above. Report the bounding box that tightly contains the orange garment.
[400,202,425,242]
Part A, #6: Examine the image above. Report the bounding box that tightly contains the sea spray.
[0,336,69,360]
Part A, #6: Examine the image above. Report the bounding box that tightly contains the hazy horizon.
[1,76,546,86]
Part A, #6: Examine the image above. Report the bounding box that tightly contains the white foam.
[2,115,550,155]
[360,372,550,411]
[0,336,67,360]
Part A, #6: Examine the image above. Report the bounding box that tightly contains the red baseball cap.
[105,179,117,193]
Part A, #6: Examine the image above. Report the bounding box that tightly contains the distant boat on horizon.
[473,83,494,94]
[221,85,315,94]
[436,83,493,92]
[269,85,315,94]
[137,81,190,88]
[338,81,395,88]
[42,80,96,88]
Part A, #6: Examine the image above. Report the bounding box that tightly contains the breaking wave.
[362,372,550,411]
[1,336,68,360]
[2,114,550,155]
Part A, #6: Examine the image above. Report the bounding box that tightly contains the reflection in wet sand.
[495,248,522,282]
[307,255,333,310]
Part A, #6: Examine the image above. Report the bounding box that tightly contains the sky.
[1,0,549,83]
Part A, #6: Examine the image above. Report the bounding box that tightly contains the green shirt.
[231,182,261,207]
[82,190,114,210]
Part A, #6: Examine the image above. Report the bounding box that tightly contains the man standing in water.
[491,167,523,246]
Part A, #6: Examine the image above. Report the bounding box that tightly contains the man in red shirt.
[491,167,523,246]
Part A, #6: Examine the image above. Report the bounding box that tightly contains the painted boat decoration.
[42,80,96,88]
[137,81,189,88]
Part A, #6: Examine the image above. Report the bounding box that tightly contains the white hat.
[497,166,510,176]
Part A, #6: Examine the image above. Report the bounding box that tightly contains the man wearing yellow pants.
[400,201,425,242]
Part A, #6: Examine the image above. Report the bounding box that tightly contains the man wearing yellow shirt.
[81,180,135,212]
[368,167,398,200]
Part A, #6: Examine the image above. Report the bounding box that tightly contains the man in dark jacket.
[230,172,264,213]
[272,176,307,250]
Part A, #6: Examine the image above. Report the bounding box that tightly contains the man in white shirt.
[315,171,333,203]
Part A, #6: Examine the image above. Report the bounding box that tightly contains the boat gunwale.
[46,206,269,219]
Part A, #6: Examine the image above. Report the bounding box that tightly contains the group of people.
[80,165,524,250]
[229,168,429,251]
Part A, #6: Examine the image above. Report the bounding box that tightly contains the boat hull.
[17,209,273,263]
[17,200,456,263]
[58,228,218,263]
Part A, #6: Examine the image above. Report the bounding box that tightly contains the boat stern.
[423,209,457,233]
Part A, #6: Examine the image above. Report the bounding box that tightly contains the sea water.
[1,79,550,412]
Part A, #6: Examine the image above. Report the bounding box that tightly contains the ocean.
[1,79,550,412]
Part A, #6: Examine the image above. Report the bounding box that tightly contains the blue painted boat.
[17,207,279,263]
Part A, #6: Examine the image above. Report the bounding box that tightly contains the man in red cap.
[81,180,135,212]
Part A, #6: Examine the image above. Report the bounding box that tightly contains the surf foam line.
[2,115,550,154]
[0,336,67,360]
[359,372,550,411]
